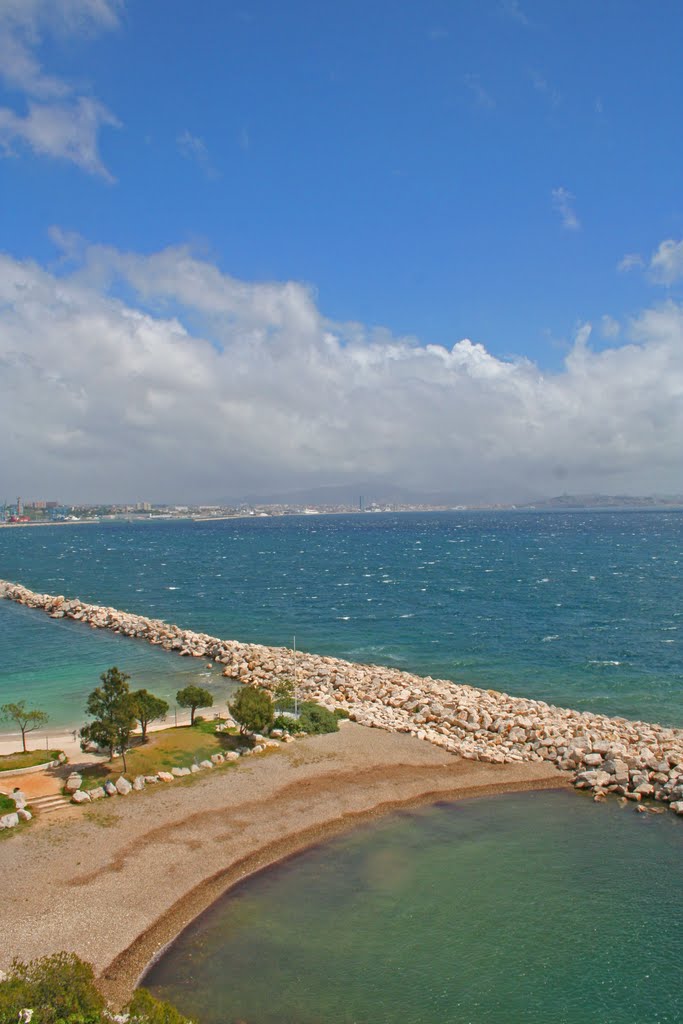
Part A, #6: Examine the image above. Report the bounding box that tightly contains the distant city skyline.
[1,1,682,502]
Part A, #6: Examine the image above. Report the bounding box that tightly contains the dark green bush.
[273,701,339,735]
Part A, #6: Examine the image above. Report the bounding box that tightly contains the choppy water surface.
[144,790,683,1024]
[0,511,681,728]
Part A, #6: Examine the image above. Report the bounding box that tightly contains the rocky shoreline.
[1,578,682,816]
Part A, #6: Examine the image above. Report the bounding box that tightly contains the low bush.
[273,700,339,735]
[0,954,193,1024]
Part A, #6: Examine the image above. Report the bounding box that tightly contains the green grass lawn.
[0,793,17,813]
[0,749,62,773]
[79,723,241,789]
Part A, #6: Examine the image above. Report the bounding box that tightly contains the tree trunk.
[121,747,127,773]
[190,706,196,726]
[21,726,27,752]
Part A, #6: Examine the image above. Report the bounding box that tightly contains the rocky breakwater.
[1,578,682,816]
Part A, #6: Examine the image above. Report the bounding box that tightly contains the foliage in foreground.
[0,953,193,1024]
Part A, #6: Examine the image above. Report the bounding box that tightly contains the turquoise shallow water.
[0,510,681,730]
[144,790,683,1024]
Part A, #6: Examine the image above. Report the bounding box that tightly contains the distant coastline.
[2,497,682,531]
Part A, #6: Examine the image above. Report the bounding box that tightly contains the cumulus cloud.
[551,187,580,231]
[600,315,620,339]
[649,238,683,285]
[0,238,681,503]
[0,0,120,177]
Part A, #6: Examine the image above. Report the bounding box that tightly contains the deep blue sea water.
[0,511,681,730]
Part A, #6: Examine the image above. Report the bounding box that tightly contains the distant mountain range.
[217,484,683,510]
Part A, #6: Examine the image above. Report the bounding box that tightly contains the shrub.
[273,701,339,735]
[0,952,104,1023]
[127,987,192,1024]
[230,686,274,735]
[0,955,194,1024]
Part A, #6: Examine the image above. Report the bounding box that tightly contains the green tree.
[273,677,294,709]
[0,701,49,752]
[132,689,169,742]
[176,685,213,726]
[230,686,274,735]
[80,667,136,772]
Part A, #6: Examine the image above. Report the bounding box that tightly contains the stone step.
[29,794,71,813]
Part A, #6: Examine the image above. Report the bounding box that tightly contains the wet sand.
[2,723,566,1007]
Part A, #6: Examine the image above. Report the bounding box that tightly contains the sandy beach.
[2,723,565,1007]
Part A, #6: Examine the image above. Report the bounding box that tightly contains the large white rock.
[199,760,214,769]
[0,812,19,827]
[104,780,118,796]
[89,787,105,801]
[210,753,225,764]
[65,773,83,793]
[133,776,146,791]
[157,771,174,782]
[115,776,132,795]
[171,766,191,777]
[17,808,32,821]
[71,790,91,804]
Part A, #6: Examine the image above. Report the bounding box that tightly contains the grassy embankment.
[0,750,62,773]
[78,720,244,790]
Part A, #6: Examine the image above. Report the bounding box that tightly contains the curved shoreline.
[100,773,567,1006]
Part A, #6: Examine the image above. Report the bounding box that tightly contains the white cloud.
[551,187,580,231]
[0,238,681,503]
[649,238,683,285]
[176,130,219,179]
[618,252,645,273]
[600,315,620,339]
[0,0,120,177]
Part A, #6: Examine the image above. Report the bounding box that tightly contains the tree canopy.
[0,700,49,752]
[132,689,169,742]
[230,686,274,735]
[176,685,213,725]
[80,666,137,772]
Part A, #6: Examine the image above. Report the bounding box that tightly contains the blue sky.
[1,0,682,502]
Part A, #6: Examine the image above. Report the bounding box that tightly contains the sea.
[0,510,681,729]
[1,510,681,1023]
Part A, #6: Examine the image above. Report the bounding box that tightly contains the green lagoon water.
[144,790,682,1024]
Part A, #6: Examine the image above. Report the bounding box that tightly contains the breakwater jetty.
[1,579,682,815]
